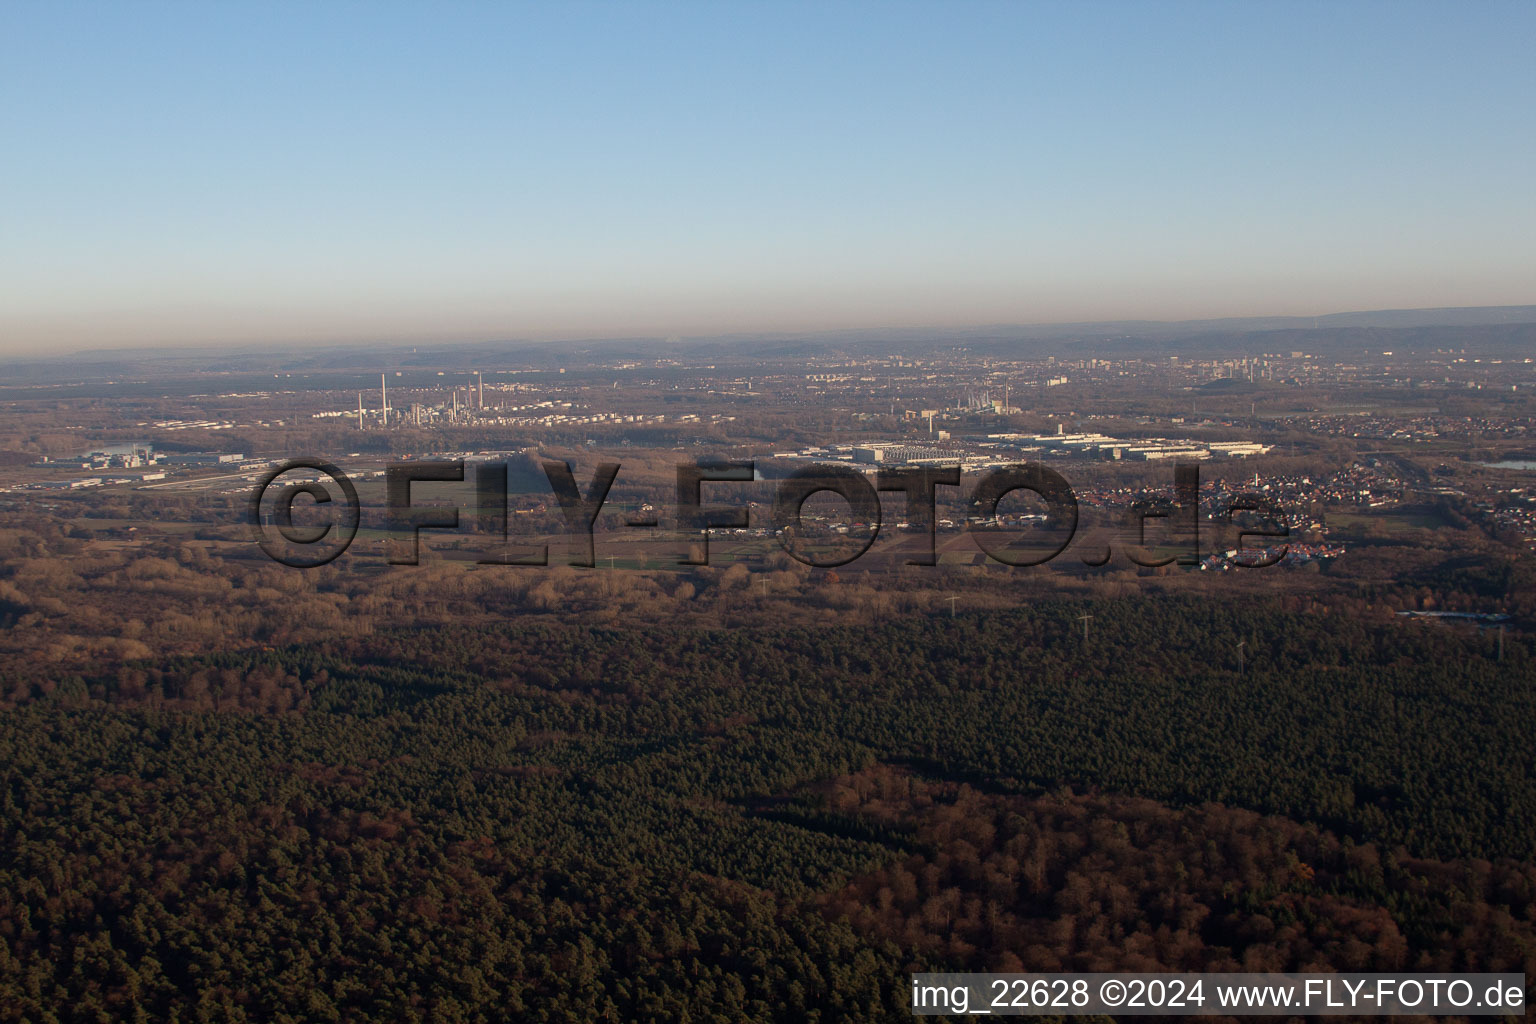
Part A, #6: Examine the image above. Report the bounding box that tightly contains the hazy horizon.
[4,1,1534,355]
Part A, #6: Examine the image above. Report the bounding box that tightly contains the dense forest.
[2,598,1533,1020]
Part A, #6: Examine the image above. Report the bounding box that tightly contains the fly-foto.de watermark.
[249,458,1288,570]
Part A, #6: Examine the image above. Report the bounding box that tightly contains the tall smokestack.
[357,393,363,430]
[381,374,388,425]
[477,371,483,409]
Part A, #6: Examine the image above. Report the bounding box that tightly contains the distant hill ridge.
[3,304,1534,380]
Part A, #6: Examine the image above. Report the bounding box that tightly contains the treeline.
[4,498,1533,682]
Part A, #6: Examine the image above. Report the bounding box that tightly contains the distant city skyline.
[3,1,1534,355]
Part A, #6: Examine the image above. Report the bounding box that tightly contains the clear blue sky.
[2,1,1533,353]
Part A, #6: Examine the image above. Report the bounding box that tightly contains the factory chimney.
[381,374,389,425]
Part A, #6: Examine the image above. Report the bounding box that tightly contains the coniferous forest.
[3,597,1533,1021]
